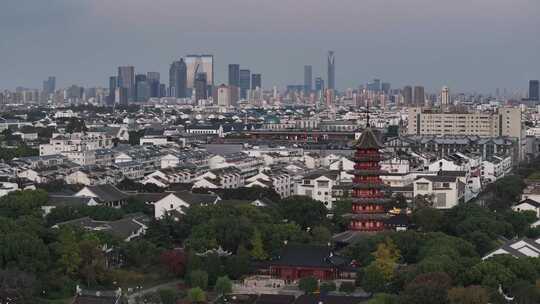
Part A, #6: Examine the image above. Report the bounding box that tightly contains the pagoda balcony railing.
[353,155,384,162]
[351,183,388,190]
[351,169,386,176]
[349,220,385,231]
[351,207,385,213]
[352,197,393,204]
[351,192,385,198]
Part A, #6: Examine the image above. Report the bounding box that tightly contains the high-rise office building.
[194,73,208,102]
[381,82,391,94]
[327,51,335,90]
[135,74,149,102]
[239,69,251,99]
[42,76,56,95]
[185,55,214,89]
[115,87,128,105]
[530,80,540,101]
[159,84,167,98]
[304,65,313,93]
[215,84,232,107]
[367,78,381,92]
[315,77,325,92]
[403,86,413,105]
[414,86,425,106]
[108,76,117,104]
[441,86,450,105]
[147,72,160,98]
[228,64,240,87]
[117,66,135,102]
[169,59,187,98]
[251,74,262,90]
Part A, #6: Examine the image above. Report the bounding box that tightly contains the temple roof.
[268,244,350,269]
[355,128,384,149]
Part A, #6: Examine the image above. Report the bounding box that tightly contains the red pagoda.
[348,127,391,232]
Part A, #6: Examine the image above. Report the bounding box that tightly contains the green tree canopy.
[215,276,232,295]
[299,276,319,294]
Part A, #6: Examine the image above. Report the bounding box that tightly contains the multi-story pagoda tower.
[347,125,391,232]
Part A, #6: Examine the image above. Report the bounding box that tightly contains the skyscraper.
[216,84,232,107]
[327,51,335,90]
[403,86,413,105]
[414,86,425,106]
[441,86,450,105]
[117,66,135,102]
[304,65,313,93]
[381,82,391,94]
[147,72,161,98]
[529,80,540,101]
[228,64,240,87]
[367,78,381,92]
[194,73,208,102]
[239,69,251,99]
[185,54,214,89]
[251,73,262,90]
[115,87,128,105]
[169,59,187,98]
[42,76,56,95]
[315,77,325,92]
[108,76,117,104]
[135,74,149,102]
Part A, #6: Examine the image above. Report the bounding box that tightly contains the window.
[417,182,429,191]
[317,180,330,188]
[435,193,446,208]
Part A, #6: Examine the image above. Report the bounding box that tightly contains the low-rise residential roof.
[82,185,129,202]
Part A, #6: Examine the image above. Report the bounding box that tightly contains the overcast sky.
[1,0,539,93]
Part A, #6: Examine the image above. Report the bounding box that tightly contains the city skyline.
[0,0,539,93]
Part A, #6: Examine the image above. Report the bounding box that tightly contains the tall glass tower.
[327,51,335,90]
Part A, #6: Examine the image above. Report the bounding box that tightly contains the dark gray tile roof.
[517,199,540,208]
[47,195,94,207]
[85,185,129,202]
[270,244,350,269]
[355,128,384,149]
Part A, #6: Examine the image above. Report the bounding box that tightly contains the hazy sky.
[1,0,539,93]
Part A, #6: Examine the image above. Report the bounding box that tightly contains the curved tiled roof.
[355,128,384,149]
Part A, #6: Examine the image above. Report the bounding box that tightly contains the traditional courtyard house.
[42,195,98,216]
[483,237,540,260]
[66,166,123,186]
[245,170,293,198]
[54,213,150,242]
[512,199,540,218]
[136,191,220,219]
[521,182,540,203]
[295,170,341,209]
[413,175,465,209]
[267,244,356,282]
[304,153,322,169]
[75,184,129,208]
[192,167,244,189]
[139,128,169,146]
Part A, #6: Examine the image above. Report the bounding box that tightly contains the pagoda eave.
[351,183,389,190]
[352,197,393,204]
